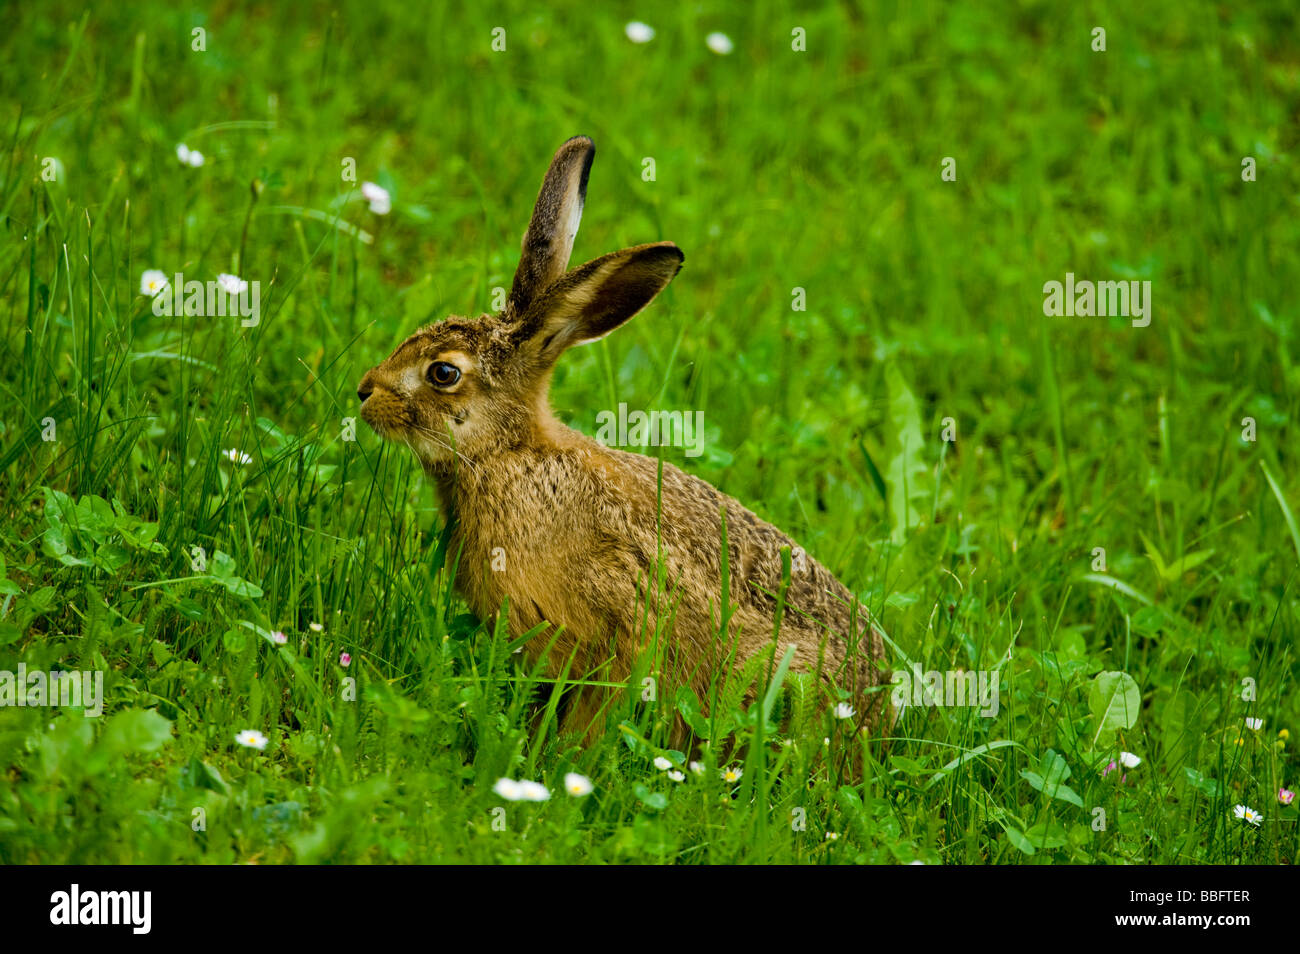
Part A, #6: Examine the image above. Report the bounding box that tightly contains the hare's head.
[357,136,683,470]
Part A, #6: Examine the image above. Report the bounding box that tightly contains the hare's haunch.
[358,136,892,743]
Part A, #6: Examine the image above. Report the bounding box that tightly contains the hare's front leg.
[557,686,613,745]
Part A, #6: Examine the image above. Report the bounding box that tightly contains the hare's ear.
[513,242,683,363]
[506,136,596,316]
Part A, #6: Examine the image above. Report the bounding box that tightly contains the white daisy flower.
[309,621,324,633]
[653,756,673,771]
[688,761,705,775]
[834,702,855,720]
[625,21,655,43]
[1233,804,1262,826]
[235,729,268,750]
[825,831,839,841]
[720,766,743,783]
[217,273,248,296]
[222,448,253,465]
[493,778,524,801]
[361,181,391,215]
[667,770,685,782]
[564,772,592,797]
[1119,752,1141,768]
[140,269,169,297]
[176,143,204,167]
[705,32,734,55]
[1245,717,1264,731]
[518,780,550,802]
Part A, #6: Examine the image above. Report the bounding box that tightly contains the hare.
[358,136,892,746]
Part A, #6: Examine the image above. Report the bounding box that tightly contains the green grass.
[1,0,1298,864]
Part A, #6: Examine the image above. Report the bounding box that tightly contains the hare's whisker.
[408,421,481,475]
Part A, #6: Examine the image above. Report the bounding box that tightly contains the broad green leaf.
[1184,767,1224,798]
[1089,671,1141,745]
[1021,749,1084,808]
[42,526,91,566]
[883,361,930,544]
[1006,827,1036,855]
[208,550,263,599]
[633,783,668,812]
[98,708,173,756]
[675,686,710,739]
[93,543,130,573]
[1024,818,1070,849]
[184,757,232,795]
[221,627,249,652]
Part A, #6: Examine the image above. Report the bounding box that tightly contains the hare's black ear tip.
[647,242,684,278]
[559,135,596,192]
[563,135,596,162]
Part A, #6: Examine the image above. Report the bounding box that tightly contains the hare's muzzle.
[356,368,401,437]
[357,369,377,403]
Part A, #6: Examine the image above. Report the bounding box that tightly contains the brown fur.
[358,136,892,746]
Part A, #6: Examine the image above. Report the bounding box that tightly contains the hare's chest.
[446,451,624,636]
[450,508,560,631]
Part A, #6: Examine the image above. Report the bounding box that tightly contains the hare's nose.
[357,372,375,403]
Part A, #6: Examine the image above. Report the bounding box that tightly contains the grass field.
[1,0,1298,864]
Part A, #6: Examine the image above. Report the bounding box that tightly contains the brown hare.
[358,136,892,747]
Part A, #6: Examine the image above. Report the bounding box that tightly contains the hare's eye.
[427,361,461,388]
